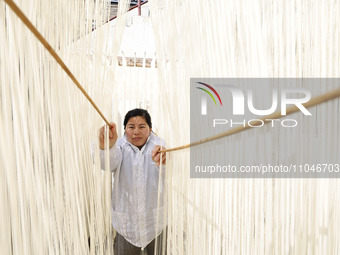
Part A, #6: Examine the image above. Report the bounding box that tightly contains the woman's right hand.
[99,122,118,150]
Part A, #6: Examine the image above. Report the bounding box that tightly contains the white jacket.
[99,132,166,247]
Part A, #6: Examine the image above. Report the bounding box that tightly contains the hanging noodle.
[1,0,340,254]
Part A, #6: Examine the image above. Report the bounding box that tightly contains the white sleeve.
[99,144,122,172]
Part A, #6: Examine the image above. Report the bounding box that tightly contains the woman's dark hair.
[123,108,152,129]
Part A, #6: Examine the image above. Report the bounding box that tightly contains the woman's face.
[125,116,151,149]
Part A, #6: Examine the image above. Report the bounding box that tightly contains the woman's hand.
[99,122,118,150]
[151,145,166,166]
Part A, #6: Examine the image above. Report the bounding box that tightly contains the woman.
[98,108,166,255]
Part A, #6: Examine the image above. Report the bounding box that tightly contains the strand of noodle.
[154,152,163,255]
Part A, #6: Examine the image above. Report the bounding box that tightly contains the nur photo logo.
[195,80,312,128]
[190,78,340,178]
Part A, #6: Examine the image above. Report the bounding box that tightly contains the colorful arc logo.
[196,82,223,106]
[196,82,222,115]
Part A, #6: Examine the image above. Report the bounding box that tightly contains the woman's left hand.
[151,145,166,166]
